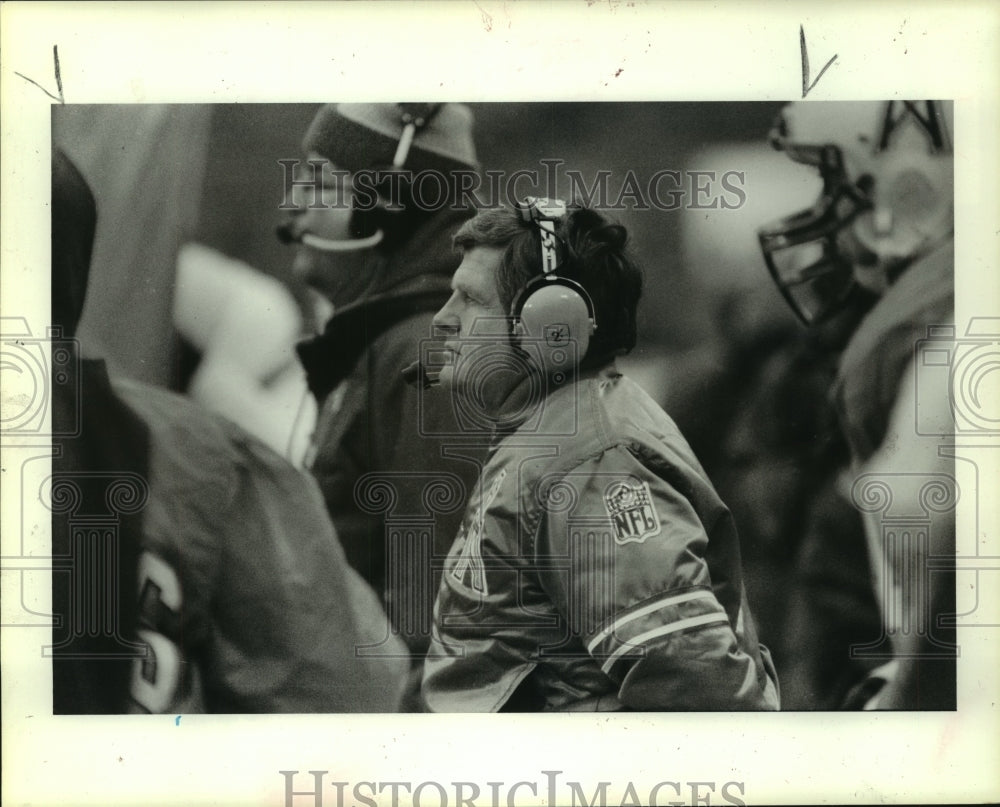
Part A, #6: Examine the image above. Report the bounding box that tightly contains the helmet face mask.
[757,147,873,325]
[759,100,952,326]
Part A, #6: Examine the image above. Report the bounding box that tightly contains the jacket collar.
[488,362,621,443]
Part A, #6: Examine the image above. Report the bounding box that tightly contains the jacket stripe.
[598,612,731,675]
[586,589,717,655]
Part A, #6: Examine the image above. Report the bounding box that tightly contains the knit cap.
[302,103,478,175]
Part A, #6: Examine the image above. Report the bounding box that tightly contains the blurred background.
[53,103,879,709]
[56,102,808,385]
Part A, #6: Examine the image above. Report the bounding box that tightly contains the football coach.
[416,199,780,712]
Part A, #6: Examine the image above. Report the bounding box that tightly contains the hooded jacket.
[297,208,485,675]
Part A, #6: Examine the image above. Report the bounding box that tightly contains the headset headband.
[516,197,567,275]
[509,197,597,353]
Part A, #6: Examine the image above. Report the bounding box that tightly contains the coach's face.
[432,246,525,414]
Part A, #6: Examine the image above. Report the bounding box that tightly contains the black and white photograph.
[2,2,999,806]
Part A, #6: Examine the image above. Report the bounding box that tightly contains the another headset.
[277,103,442,253]
[510,197,597,374]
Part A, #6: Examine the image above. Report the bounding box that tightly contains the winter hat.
[302,103,478,175]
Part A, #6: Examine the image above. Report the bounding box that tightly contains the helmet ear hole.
[852,150,953,261]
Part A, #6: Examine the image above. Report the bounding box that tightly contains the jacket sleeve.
[535,444,777,710]
[114,381,408,714]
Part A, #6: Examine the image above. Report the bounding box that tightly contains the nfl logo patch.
[604,480,661,545]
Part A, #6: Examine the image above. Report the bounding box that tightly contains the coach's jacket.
[422,364,780,712]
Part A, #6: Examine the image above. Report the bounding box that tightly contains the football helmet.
[758,101,953,324]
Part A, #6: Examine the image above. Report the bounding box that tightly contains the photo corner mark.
[13,44,64,104]
[800,25,838,98]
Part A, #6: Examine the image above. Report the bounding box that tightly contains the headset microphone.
[275,221,384,252]
[402,359,440,390]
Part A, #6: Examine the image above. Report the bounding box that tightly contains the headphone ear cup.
[513,279,595,375]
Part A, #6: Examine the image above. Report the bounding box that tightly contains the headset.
[277,103,442,253]
[510,197,597,374]
[402,197,599,391]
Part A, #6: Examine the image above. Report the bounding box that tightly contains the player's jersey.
[113,376,408,713]
[422,366,779,712]
[833,241,957,709]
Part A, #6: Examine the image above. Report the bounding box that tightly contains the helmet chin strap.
[300,230,384,252]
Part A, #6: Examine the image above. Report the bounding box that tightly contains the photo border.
[3,2,998,805]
